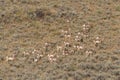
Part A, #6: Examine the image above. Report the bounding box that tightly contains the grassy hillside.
[0,0,120,80]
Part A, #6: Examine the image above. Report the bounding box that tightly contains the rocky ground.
[0,0,120,80]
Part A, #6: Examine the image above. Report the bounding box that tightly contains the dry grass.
[0,0,120,80]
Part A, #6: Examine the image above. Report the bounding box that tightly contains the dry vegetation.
[0,0,120,80]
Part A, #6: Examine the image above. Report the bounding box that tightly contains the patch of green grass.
[116,6,120,11]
